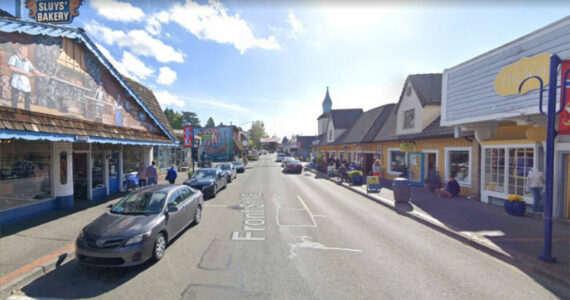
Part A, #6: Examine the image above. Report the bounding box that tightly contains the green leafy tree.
[205,117,215,128]
[248,120,266,149]
[164,108,182,129]
[182,111,201,128]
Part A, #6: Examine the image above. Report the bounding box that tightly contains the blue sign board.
[26,0,84,24]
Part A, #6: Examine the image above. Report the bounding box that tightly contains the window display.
[0,141,51,210]
[448,149,470,185]
[508,148,533,197]
[123,147,141,173]
[92,150,104,189]
[389,150,406,174]
[484,147,534,198]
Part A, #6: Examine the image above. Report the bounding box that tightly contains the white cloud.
[90,0,145,22]
[157,67,177,85]
[94,43,154,81]
[286,9,306,39]
[147,0,280,54]
[86,22,185,63]
[155,91,185,108]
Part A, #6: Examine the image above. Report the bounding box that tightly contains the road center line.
[297,195,317,226]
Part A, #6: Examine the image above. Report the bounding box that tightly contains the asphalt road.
[12,155,561,299]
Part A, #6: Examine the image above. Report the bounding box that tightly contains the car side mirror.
[107,203,114,208]
[168,206,178,213]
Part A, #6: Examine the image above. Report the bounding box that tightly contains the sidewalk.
[307,167,569,292]
[0,176,187,298]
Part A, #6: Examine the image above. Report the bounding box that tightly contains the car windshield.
[110,191,166,215]
[232,162,243,166]
[290,160,300,164]
[219,164,231,170]
[193,170,215,178]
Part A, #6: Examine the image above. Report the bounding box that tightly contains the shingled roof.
[371,108,398,142]
[334,104,394,145]
[0,107,171,143]
[122,76,175,139]
[330,109,363,129]
[395,73,442,113]
[396,117,454,140]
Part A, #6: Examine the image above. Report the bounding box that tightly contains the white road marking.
[288,236,362,259]
[297,195,317,227]
[204,204,228,207]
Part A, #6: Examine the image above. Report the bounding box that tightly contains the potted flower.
[504,194,526,216]
[187,169,194,179]
[348,170,364,185]
[424,171,442,192]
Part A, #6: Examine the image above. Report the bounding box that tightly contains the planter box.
[352,175,363,186]
[504,201,526,216]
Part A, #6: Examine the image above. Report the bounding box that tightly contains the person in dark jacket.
[166,165,178,184]
[439,176,460,197]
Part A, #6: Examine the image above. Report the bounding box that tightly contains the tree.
[164,108,182,129]
[182,111,201,128]
[205,117,215,128]
[247,120,266,149]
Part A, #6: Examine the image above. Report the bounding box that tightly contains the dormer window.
[329,129,333,140]
[403,109,415,129]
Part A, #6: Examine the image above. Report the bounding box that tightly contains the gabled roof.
[0,9,14,18]
[395,73,442,113]
[371,107,397,142]
[0,17,176,143]
[396,117,454,140]
[330,109,363,129]
[335,104,394,145]
[122,77,174,138]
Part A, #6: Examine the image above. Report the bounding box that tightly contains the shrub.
[507,194,524,202]
[347,170,363,179]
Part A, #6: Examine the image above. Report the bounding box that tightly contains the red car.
[284,160,303,174]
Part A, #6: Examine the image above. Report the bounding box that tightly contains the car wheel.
[227,176,232,183]
[193,205,202,225]
[213,184,218,197]
[153,232,166,262]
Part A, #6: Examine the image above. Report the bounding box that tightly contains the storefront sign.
[367,176,381,191]
[525,126,546,141]
[400,142,414,152]
[494,53,551,96]
[559,60,570,135]
[26,0,84,24]
[183,126,192,148]
[75,135,89,142]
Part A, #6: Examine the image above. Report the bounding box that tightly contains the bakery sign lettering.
[26,0,84,24]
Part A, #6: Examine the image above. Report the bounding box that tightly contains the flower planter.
[352,175,363,186]
[504,201,526,217]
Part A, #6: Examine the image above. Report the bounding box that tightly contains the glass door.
[407,152,424,186]
[108,152,120,194]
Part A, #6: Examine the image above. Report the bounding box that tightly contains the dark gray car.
[76,185,203,267]
[217,163,237,182]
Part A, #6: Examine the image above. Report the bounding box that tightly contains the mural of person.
[7,46,49,111]
[93,82,105,122]
[115,94,123,126]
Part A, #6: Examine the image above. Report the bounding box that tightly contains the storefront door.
[72,153,88,201]
[407,152,424,186]
[108,152,120,194]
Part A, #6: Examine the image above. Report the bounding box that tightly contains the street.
[12,155,562,299]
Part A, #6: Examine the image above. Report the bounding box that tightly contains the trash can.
[393,177,410,203]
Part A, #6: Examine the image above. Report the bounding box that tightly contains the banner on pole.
[183,125,192,148]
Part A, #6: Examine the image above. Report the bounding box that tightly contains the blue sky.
[1,1,568,137]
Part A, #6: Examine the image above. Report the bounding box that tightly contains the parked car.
[284,159,303,174]
[276,154,285,162]
[217,163,237,183]
[76,185,203,267]
[232,161,245,173]
[183,168,227,198]
[281,157,295,167]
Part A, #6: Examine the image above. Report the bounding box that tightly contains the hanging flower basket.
[504,194,526,216]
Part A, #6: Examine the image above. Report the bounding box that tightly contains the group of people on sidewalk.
[135,161,179,187]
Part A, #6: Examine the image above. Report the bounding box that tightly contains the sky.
[1,0,568,138]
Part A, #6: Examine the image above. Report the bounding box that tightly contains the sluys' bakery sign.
[26,0,83,24]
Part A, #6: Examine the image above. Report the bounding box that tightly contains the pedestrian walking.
[526,168,545,213]
[146,161,158,185]
[137,162,147,187]
[166,165,178,184]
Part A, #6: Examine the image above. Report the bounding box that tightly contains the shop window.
[403,109,415,129]
[389,150,407,174]
[0,141,52,210]
[123,148,141,174]
[60,152,67,185]
[339,152,345,161]
[92,150,104,189]
[508,148,533,197]
[484,148,506,193]
[446,148,471,186]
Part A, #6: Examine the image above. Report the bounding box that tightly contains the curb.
[305,167,570,290]
[0,245,75,299]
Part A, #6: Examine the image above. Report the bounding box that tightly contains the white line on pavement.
[288,236,362,259]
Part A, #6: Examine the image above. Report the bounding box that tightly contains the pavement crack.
[14,234,72,242]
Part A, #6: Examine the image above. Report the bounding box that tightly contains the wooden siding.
[443,18,570,125]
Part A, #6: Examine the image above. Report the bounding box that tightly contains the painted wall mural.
[194,127,234,162]
[0,32,158,133]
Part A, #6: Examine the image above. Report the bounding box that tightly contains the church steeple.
[322,86,332,114]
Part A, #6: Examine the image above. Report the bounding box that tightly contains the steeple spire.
[322,86,332,114]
